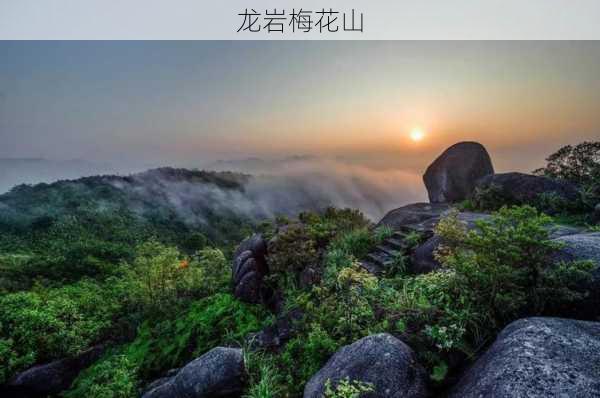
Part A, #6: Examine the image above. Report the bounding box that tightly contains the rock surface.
[142,347,245,398]
[232,234,268,303]
[303,333,428,398]
[449,317,600,398]
[423,142,494,203]
[410,235,443,274]
[377,203,489,234]
[474,172,580,211]
[5,345,105,397]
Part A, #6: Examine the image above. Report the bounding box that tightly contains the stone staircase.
[361,226,421,275]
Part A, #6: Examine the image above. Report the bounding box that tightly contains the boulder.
[232,234,269,303]
[6,345,105,397]
[377,203,450,231]
[410,235,443,274]
[303,333,428,398]
[234,233,267,259]
[142,347,245,398]
[423,142,494,203]
[449,317,600,397]
[377,203,489,234]
[474,172,580,211]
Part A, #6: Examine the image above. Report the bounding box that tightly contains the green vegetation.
[324,378,374,398]
[0,145,597,397]
[243,205,594,396]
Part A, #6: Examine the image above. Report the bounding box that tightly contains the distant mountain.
[0,158,116,193]
[0,167,331,246]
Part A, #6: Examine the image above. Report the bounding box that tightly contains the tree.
[534,141,600,186]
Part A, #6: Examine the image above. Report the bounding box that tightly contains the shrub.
[269,223,318,275]
[130,240,204,314]
[335,263,378,338]
[436,206,594,330]
[0,279,126,383]
[471,183,512,211]
[64,351,139,398]
[277,323,340,397]
[125,293,269,380]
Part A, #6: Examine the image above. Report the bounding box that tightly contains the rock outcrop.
[142,347,245,398]
[377,203,450,231]
[473,172,580,211]
[5,345,105,397]
[304,333,428,398]
[449,317,600,397]
[423,142,494,203]
[232,234,268,303]
[377,203,489,233]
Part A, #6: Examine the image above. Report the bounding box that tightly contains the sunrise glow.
[410,128,425,142]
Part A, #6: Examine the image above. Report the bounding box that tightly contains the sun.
[410,128,425,142]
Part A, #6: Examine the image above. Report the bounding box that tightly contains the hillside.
[0,141,598,398]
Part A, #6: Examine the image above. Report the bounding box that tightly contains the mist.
[205,156,426,221]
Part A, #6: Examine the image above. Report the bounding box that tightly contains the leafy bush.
[64,350,139,398]
[268,223,318,288]
[436,205,594,330]
[267,208,373,291]
[277,323,340,397]
[0,279,127,383]
[471,183,512,211]
[335,263,378,338]
[129,240,204,314]
[125,293,269,380]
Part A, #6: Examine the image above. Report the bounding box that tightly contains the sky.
[1,41,599,175]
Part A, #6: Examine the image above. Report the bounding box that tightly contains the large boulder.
[142,347,245,398]
[449,317,600,397]
[423,142,494,203]
[473,172,580,211]
[5,345,105,397]
[303,333,428,398]
[232,234,269,304]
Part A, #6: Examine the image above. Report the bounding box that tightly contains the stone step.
[385,238,408,250]
[367,253,392,267]
[360,260,383,275]
[376,245,399,257]
[392,231,407,240]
